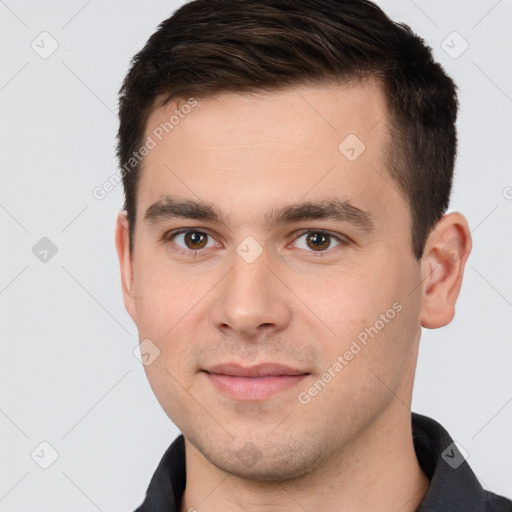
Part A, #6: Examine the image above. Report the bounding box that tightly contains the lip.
[206,363,307,378]
[203,363,309,400]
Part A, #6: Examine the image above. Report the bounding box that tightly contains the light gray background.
[1,0,511,510]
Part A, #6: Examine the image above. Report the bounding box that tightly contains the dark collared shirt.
[134,412,512,511]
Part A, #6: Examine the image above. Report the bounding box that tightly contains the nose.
[209,247,293,339]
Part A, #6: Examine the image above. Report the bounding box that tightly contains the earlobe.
[115,211,137,322]
[419,212,472,329]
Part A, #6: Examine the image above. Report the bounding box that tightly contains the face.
[119,81,427,480]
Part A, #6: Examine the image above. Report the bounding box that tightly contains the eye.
[165,229,218,254]
[163,228,349,258]
[291,230,348,254]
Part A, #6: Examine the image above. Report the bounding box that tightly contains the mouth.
[202,363,310,400]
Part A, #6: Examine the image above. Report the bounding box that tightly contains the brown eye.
[306,232,331,251]
[166,230,215,253]
[292,230,347,254]
[183,231,208,250]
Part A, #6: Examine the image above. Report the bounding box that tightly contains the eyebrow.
[143,195,375,232]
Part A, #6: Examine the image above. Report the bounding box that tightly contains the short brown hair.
[117,0,458,259]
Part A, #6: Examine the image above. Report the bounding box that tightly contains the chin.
[196,433,326,483]
[214,454,316,482]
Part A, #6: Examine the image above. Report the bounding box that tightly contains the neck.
[180,403,429,512]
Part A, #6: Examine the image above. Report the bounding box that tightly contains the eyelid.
[291,228,351,245]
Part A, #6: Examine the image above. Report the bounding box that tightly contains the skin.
[116,80,472,512]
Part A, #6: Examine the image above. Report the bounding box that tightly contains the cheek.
[142,357,198,432]
[300,253,420,365]
[132,253,205,336]
[294,261,392,328]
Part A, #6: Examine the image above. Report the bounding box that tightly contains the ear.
[115,211,137,323]
[419,212,472,329]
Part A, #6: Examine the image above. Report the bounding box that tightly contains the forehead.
[137,81,403,231]
[146,79,388,150]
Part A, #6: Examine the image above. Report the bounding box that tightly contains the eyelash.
[162,228,350,258]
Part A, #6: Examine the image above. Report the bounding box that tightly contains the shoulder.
[483,491,512,512]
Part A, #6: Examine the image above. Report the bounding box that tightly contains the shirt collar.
[412,412,486,511]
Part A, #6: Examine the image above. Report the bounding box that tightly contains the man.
[115,1,512,510]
